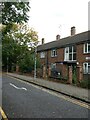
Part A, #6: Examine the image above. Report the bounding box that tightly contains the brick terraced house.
[37,27,90,84]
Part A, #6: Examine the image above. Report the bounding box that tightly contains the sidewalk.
[7,73,90,103]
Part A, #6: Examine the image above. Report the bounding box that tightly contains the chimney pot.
[56,34,60,40]
[42,38,45,44]
[71,26,76,36]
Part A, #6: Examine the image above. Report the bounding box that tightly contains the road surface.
[2,74,89,118]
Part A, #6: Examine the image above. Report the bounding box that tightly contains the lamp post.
[34,42,38,80]
[34,47,37,79]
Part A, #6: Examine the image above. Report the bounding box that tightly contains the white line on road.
[10,83,27,91]
[8,76,89,109]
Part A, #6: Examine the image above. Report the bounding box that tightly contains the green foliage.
[2,24,39,72]
[19,53,34,73]
[1,2,30,34]
[1,2,30,25]
[18,53,41,73]
[72,72,77,85]
[1,2,40,73]
[80,79,90,89]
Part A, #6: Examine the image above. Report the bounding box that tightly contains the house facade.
[37,27,90,83]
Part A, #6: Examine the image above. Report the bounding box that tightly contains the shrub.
[80,79,90,89]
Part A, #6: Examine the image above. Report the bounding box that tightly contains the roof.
[37,31,90,52]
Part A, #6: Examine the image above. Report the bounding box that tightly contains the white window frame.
[84,43,90,53]
[40,52,45,58]
[51,49,57,57]
[64,47,69,61]
[83,62,90,74]
[64,46,76,61]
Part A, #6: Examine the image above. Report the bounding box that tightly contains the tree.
[1,2,30,25]
[18,51,41,73]
[2,24,40,72]
[1,2,40,73]
[1,2,30,33]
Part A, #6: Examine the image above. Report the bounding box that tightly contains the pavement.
[7,73,90,103]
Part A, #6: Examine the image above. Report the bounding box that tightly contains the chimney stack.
[56,34,60,40]
[71,26,76,36]
[41,38,45,44]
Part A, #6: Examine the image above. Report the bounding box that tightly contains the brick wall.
[38,43,90,80]
[77,43,90,80]
[76,44,90,64]
[77,44,90,65]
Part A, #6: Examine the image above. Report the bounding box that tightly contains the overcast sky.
[28,0,89,43]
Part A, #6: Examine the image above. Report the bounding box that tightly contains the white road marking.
[9,83,27,91]
[8,76,89,109]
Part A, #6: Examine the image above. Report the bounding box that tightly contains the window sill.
[40,57,45,59]
[64,60,77,61]
[83,52,90,54]
[51,56,57,58]
[83,73,90,75]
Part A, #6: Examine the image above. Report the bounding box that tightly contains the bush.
[19,54,41,73]
[80,79,90,89]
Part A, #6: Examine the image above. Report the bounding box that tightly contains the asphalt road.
[2,74,89,118]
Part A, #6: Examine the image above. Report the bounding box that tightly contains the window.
[64,46,76,61]
[40,52,45,58]
[51,49,57,57]
[84,43,90,53]
[83,63,90,74]
[51,63,56,69]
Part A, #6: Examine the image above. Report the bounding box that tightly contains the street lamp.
[34,47,37,79]
[34,41,38,80]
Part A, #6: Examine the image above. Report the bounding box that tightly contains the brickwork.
[16,65,19,73]
[48,65,51,77]
[68,66,72,84]
[77,65,83,82]
[76,44,90,80]
[38,43,90,82]
[42,65,46,79]
[76,44,90,63]
[57,48,64,62]
[62,64,68,78]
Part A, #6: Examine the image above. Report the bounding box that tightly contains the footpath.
[7,73,90,103]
